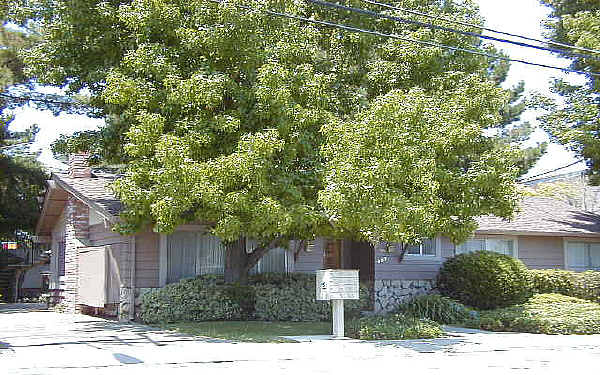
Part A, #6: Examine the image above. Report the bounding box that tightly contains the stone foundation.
[374,279,434,313]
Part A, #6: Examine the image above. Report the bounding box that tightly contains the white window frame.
[404,236,442,259]
[563,239,600,272]
[456,235,519,258]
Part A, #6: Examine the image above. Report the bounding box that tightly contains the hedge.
[437,251,532,309]
[140,273,372,324]
[529,269,600,303]
[466,293,600,335]
[395,294,474,324]
[346,314,443,340]
[140,277,244,324]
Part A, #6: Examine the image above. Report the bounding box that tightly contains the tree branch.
[244,236,284,272]
[397,243,409,263]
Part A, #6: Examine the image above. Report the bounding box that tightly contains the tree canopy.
[538,0,600,183]
[16,0,521,278]
[1,12,47,238]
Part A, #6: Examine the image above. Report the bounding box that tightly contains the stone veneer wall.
[63,196,89,313]
[374,279,435,313]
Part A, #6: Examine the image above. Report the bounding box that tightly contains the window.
[565,242,600,272]
[405,238,436,256]
[164,232,288,284]
[57,240,66,277]
[456,237,515,257]
[166,232,225,284]
[88,209,103,226]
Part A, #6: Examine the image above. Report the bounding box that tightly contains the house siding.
[135,231,160,288]
[517,236,565,269]
[292,240,325,273]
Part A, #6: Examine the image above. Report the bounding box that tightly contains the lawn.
[156,321,332,342]
[466,293,600,335]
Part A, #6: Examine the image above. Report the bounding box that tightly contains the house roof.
[38,172,600,239]
[35,172,122,236]
[53,173,123,218]
[475,196,600,237]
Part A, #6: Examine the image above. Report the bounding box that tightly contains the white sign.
[316,269,359,301]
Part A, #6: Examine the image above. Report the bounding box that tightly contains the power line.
[518,159,585,183]
[360,0,600,57]
[211,1,600,77]
[308,0,600,62]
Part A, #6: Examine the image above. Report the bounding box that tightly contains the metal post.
[332,299,344,338]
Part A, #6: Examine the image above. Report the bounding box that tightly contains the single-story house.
[35,155,600,318]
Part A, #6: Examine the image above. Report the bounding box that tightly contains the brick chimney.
[68,153,92,178]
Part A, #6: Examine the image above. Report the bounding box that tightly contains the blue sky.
[6,0,588,177]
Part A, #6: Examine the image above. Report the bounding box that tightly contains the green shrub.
[530,269,600,303]
[395,294,473,324]
[437,251,532,310]
[140,277,244,324]
[141,273,372,323]
[465,293,600,335]
[253,282,330,322]
[253,274,371,322]
[346,314,443,340]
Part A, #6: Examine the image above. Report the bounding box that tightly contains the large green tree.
[1,9,47,238]
[538,0,600,183]
[20,0,520,282]
[489,58,547,176]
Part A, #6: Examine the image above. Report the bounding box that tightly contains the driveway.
[1,304,599,374]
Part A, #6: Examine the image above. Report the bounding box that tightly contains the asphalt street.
[1,304,599,374]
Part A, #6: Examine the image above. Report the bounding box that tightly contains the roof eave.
[475,229,600,238]
[52,173,119,224]
[35,180,68,236]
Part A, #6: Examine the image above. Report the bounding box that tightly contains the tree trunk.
[224,238,248,284]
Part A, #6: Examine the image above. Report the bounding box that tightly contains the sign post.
[316,269,359,338]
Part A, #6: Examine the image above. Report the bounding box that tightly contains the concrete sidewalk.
[1,308,599,374]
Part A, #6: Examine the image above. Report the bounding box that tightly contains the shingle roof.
[53,173,123,218]
[476,196,600,237]
[51,174,600,237]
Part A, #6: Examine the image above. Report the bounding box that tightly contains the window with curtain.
[456,237,515,257]
[166,233,287,284]
[565,242,600,272]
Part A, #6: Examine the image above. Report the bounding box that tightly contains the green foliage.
[140,273,371,324]
[466,293,600,335]
[18,0,520,252]
[529,269,600,303]
[140,277,244,324]
[253,280,330,322]
[437,251,532,309]
[252,273,371,322]
[0,124,47,236]
[537,1,600,184]
[395,294,473,324]
[346,314,443,340]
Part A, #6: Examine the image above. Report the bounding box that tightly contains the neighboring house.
[35,155,600,319]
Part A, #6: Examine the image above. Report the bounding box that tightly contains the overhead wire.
[360,0,600,56]
[307,0,600,62]
[517,159,585,183]
[210,0,600,77]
